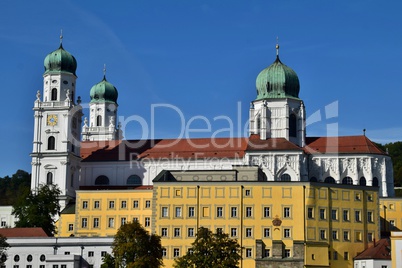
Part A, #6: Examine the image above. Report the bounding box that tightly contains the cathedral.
[19,39,397,268]
[30,40,394,208]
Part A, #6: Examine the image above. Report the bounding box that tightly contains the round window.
[27,254,33,262]
[0,254,6,262]
[40,254,46,262]
[14,255,19,262]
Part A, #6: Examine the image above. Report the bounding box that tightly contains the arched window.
[51,88,57,101]
[48,136,55,150]
[289,114,297,138]
[95,175,109,185]
[127,175,142,185]
[359,177,367,186]
[342,177,353,185]
[310,177,318,182]
[97,115,102,127]
[46,172,53,185]
[372,177,379,187]
[278,173,291,181]
[256,115,261,134]
[324,177,335,184]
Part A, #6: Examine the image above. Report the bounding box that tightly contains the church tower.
[31,38,82,209]
[82,70,121,141]
[249,44,306,147]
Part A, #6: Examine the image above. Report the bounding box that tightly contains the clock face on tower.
[47,114,58,126]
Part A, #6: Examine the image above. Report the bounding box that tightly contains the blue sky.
[0,0,401,177]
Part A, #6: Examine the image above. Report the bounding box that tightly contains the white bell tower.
[31,36,82,209]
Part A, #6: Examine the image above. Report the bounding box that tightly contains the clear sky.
[0,0,401,177]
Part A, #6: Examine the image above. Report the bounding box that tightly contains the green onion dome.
[89,76,118,103]
[44,44,77,75]
[255,55,300,100]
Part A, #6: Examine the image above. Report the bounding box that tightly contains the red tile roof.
[247,134,302,151]
[0,227,48,237]
[80,135,385,162]
[305,135,386,155]
[354,239,391,260]
[81,138,248,161]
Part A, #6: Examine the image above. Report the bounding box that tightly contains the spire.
[103,64,107,80]
[276,36,280,57]
[59,29,63,48]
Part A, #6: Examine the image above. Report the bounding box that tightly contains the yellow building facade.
[57,186,153,237]
[153,168,379,268]
[379,198,402,235]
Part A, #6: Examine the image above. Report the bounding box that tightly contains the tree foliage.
[0,235,9,264]
[377,141,402,192]
[174,227,241,268]
[111,221,163,268]
[12,183,61,236]
[0,170,30,206]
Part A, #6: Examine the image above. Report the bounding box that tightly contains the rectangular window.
[343,231,350,241]
[331,209,338,220]
[175,207,182,217]
[162,248,167,257]
[264,228,270,237]
[332,230,338,240]
[355,193,361,200]
[284,207,291,218]
[82,201,88,209]
[68,224,73,231]
[246,248,252,257]
[61,266,66,268]
[231,207,237,217]
[320,209,326,220]
[145,200,151,208]
[307,207,314,219]
[64,252,70,255]
[161,228,168,237]
[109,200,115,209]
[263,207,270,218]
[246,228,252,237]
[108,218,114,228]
[367,211,373,223]
[173,248,180,257]
[264,249,270,257]
[88,251,94,257]
[343,209,349,221]
[133,200,139,208]
[202,207,210,217]
[355,211,361,222]
[284,249,291,258]
[245,189,251,196]
[320,229,326,240]
[216,228,223,234]
[284,228,291,238]
[188,207,195,217]
[162,207,168,217]
[333,251,338,260]
[133,217,138,222]
[174,228,181,237]
[344,252,349,260]
[188,228,194,237]
[121,200,127,208]
[246,207,252,217]
[231,228,237,237]
[145,217,150,227]
[121,217,126,226]
[368,232,373,242]
[101,251,107,257]
[0,219,6,227]
[356,231,362,241]
[216,207,223,217]
[94,200,100,209]
[81,218,88,228]
[93,218,99,228]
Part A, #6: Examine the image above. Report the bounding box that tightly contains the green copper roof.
[89,76,118,103]
[255,55,300,100]
[44,44,77,75]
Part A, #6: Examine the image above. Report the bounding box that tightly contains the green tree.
[12,184,61,236]
[174,227,241,268]
[112,221,163,268]
[0,235,9,264]
[101,252,115,268]
[0,170,31,206]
